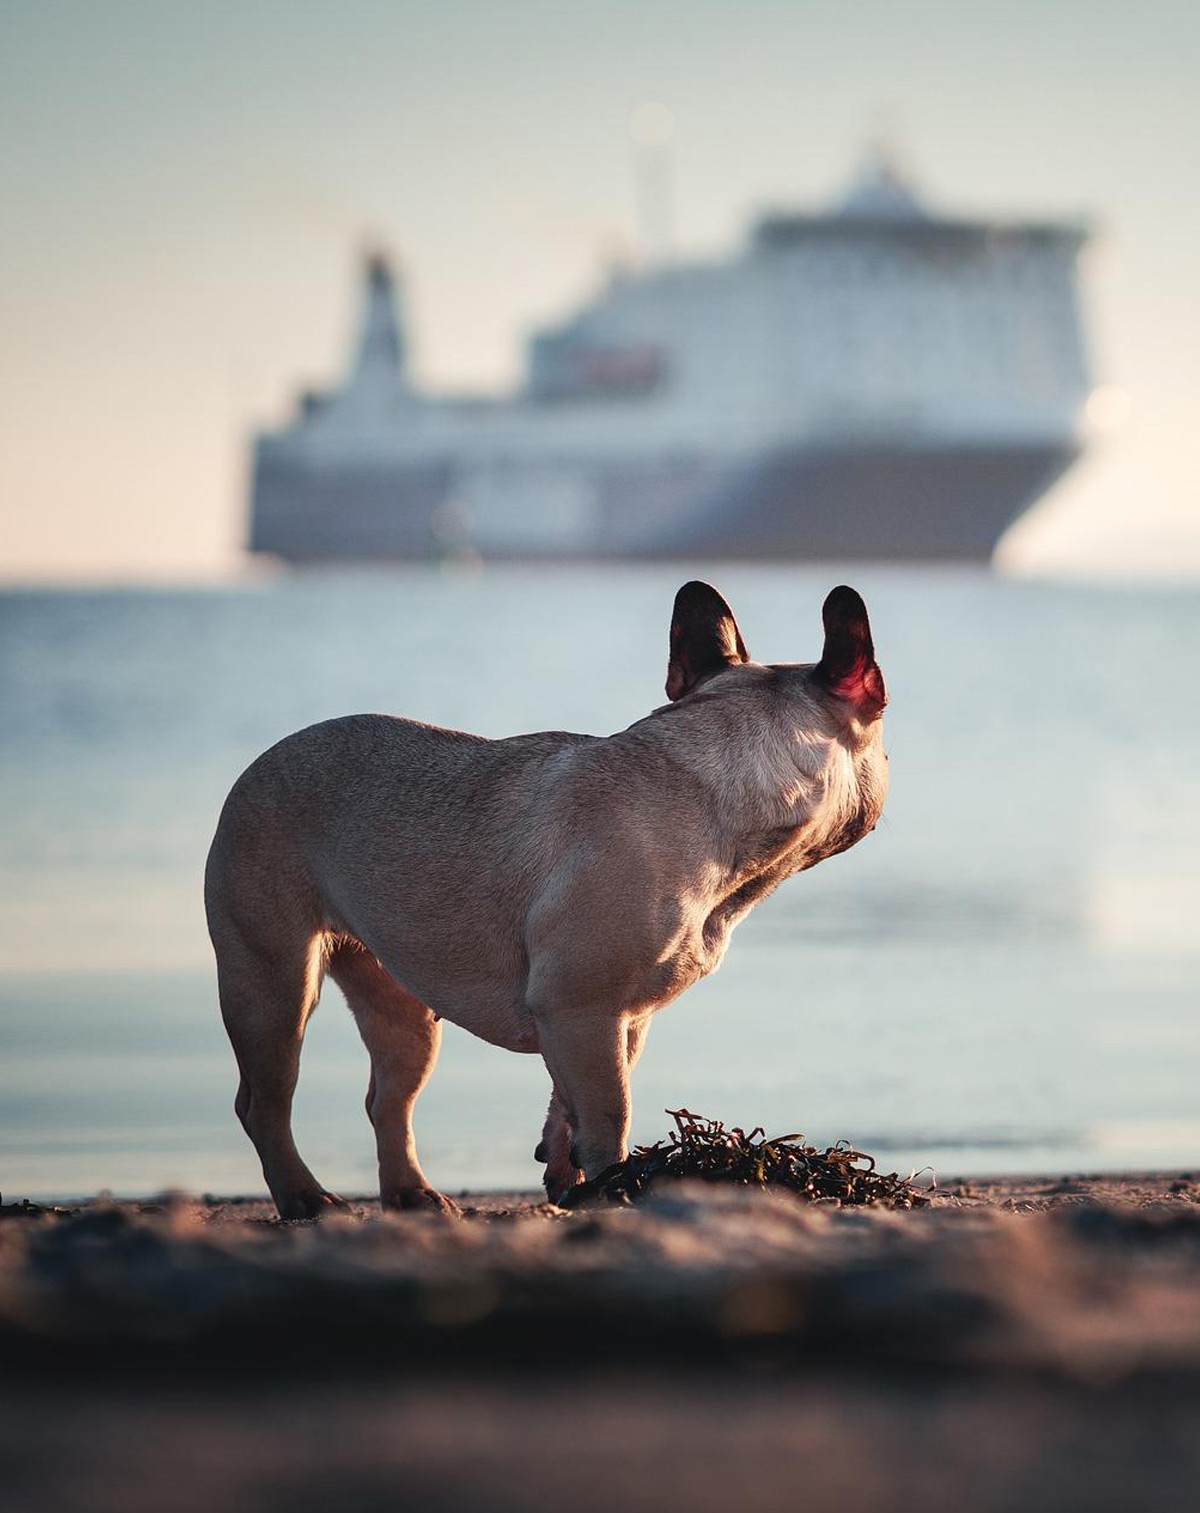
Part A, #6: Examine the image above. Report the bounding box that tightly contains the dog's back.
[206,714,595,1022]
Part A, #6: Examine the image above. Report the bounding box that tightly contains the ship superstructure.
[250,153,1091,563]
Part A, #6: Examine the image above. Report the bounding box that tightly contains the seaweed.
[563,1108,929,1209]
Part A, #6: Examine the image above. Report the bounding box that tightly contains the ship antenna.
[630,102,676,266]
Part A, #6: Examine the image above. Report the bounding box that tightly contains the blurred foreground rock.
[1,1175,1198,1511]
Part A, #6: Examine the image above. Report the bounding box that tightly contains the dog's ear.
[666,581,750,700]
[815,585,887,719]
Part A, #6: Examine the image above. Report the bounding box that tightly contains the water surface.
[1,566,1196,1199]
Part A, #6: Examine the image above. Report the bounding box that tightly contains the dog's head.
[665,579,887,734]
[660,579,889,857]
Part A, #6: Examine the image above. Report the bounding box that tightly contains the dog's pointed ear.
[815,585,887,719]
[666,581,750,700]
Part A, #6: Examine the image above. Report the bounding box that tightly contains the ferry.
[249,151,1091,563]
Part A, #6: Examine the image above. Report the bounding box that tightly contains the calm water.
[1,565,1197,1200]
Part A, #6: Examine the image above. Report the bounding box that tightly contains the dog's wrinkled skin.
[204,583,888,1217]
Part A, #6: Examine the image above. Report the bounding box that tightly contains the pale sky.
[1,0,1197,580]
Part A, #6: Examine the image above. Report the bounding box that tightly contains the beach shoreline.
[3,1172,1198,1511]
[7,1166,1196,1215]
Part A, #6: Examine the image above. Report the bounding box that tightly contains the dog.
[204,581,888,1217]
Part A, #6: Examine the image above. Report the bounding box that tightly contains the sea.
[1,565,1197,1201]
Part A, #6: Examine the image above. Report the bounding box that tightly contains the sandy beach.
[2,1172,1198,1512]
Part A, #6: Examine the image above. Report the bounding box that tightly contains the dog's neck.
[622,686,869,848]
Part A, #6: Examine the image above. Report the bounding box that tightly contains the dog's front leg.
[535,1009,631,1200]
[536,1087,578,1202]
[536,1015,651,1199]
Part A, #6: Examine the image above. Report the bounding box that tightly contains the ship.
[249,151,1092,564]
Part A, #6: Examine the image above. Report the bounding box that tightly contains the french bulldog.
[204,581,888,1217]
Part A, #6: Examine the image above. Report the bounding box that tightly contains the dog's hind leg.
[325,941,458,1216]
[213,923,342,1220]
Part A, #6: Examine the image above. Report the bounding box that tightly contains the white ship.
[250,151,1092,563]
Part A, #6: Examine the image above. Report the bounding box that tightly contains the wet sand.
[2,1173,1199,1512]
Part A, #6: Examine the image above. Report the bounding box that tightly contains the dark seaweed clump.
[565,1108,929,1210]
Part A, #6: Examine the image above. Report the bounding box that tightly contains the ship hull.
[250,439,1079,565]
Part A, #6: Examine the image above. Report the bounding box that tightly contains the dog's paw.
[544,1166,584,1204]
[277,1189,349,1221]
[384,1187,463,1218]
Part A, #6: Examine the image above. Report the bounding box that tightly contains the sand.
[2,1173,1199,1511]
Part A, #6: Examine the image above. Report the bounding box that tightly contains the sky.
[0,0,1197,580]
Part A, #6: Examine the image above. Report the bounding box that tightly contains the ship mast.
[839,138,927,220]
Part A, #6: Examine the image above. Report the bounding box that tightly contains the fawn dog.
[205,582,888,1216]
